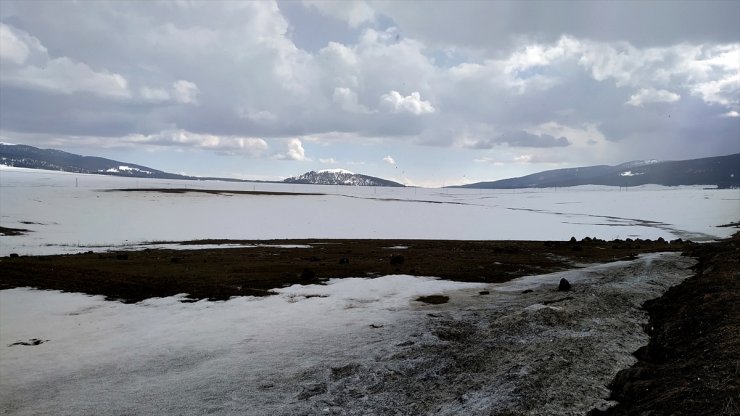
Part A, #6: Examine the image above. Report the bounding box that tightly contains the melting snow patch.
[0,253,696,415]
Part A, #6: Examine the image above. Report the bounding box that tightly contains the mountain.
[0,143,267,182]
[459,154,740,189]
[284,169,405,187]
[0,143,198,180]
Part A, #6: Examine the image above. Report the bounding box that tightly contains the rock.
[522,289,534,294]
[558,278,571,291]
[479,290,490,295]
[338,257,350,264]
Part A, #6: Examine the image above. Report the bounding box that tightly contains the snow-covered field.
[0,167,736,415]
[1,167,738,256]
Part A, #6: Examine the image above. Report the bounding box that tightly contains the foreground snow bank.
[0,253,695,415]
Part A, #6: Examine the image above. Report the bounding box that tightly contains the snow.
[620,170,644,176]
[1,167,738,255]
[104,165,152,174]
[0,276,485,415]
[0,253,696,415]
[317,168,354,174]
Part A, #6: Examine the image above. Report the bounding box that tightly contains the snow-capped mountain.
[284,169,404,187]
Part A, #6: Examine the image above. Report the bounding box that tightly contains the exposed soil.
[591,232,740,416]
[0,226,30,236]
[108,188,324,196]
[0,238,687,303]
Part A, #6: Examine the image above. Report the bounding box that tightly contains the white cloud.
[319,157,338,164]
[380,91,435,114]
[0,23,130,99]
[302,0,375,28]
[171,80,200,104]
[125,129,268,156]
[722,110,740,118]
[626,88,681,107]
[275,138,309,161]
[0,23,33,64]
[140,87,170,102]
[382,155,395,165]
[333,87,371,113]
[9,57,131,98]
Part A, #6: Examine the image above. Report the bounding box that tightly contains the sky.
[0,1,738,187]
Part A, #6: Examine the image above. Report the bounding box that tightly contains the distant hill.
[0,143,198,180]
[284,169,404,187]
[0,143,263,182]
[459,154,740,189]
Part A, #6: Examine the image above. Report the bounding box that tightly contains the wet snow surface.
[1,253,695,415]
[1,167,738,255]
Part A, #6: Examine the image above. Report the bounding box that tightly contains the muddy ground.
[0,235,737,415]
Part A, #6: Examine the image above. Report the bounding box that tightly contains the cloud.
[0,23,45,65]
[380,91,435,114]
[0,23,131,99]
[465,131,570,149]
[373,1,740,50]
[171,80,200,104]
[125,129,268,156]
[140,80,200,104]
[275,138,309,161]
[333,87,371,113]
[382,155,395,165]
[302,0,375,28]
[626,88,681,106]
[319,157,338,164]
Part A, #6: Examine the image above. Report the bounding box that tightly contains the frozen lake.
[1,167,738,255]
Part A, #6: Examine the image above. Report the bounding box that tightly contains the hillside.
[284,169,404,187]
[459,154,740,189]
